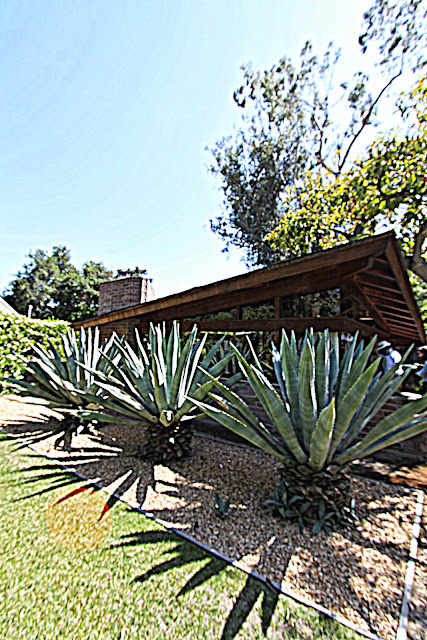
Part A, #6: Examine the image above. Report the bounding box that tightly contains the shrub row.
[0,312,69,390]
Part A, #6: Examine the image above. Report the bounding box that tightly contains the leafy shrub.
[0,312,69,391]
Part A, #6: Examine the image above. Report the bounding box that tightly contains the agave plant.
[79,322,239,462]
[190,329,427,525]
[2,327,122,448]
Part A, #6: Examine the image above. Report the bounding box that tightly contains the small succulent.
[212,492,232,519]
[263,479,310,532]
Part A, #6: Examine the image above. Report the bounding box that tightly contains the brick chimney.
[98,276,155,316]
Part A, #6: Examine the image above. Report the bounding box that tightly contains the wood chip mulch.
[0,396,425,640]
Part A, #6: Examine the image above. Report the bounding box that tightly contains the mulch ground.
[0,395,425,640]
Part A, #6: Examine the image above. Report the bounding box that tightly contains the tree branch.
[338,68,402,172]
[407,220,427,283]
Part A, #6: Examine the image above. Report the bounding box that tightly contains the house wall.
[99,318,141,348]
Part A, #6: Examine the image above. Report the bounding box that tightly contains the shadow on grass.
[112,528,297,639]
[0,429,155,518]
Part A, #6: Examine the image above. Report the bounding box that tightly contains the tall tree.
[266,78,427,291]
[208,0,427,267]
[2,247,114,322]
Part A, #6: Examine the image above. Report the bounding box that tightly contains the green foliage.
[2,246,113,322]
[2,327,122,447]
[263,479,311,532]
[0,312,69,388]
[208,0,426,268]
[115,266,149,279]
[411,273,427,322]
[191,329,427,474]
[79,322,237,461]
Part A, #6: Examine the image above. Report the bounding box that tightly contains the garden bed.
[0,396,423,639]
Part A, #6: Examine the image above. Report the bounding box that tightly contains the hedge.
[0,312,69,391]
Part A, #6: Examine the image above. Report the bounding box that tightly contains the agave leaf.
[349,416,427,462]
[298,339,317,451]
[337,344,413,449]
[327,359,380,463]
[204,351,235,380]
[272,344,287,402]
[290,331,298,361]
[166,321,180,400]
[198,334,227,371]
[45,340,69,380]
[196,368,263,430]
[335,333,358,404]
[169,329,197,408]
[245,334,263,371]
[279,331,302,443]
[175,378,217,420]
[61,331,79,385]
[197,374,296,457]
[1,377,70,406]
[93,381,159,422]
[338,337,377,404]
[134,330,150,366]
[152,353,168,412]
[229,348,308,463]
[335,394,427,465]
[309,398,335,472]
[27,360,81,406]
[11,395,61,407]
[78,410,151,426]
[314,330,329,413]
[84,394,153,421]
[329,332,340,396]
[183,333,208,399]
[222,371,244,388]
[176,327,201,407]
[190,397,292,462]
[338,366,412,450]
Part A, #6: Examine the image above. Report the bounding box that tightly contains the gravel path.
[0,396,424,640]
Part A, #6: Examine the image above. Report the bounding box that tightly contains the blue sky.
[1,0,380,299]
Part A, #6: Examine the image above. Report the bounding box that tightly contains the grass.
[0,435,362,640]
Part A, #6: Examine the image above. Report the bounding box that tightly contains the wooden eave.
[74,232,425,344]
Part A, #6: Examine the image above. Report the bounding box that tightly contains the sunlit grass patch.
[0,436,361,640]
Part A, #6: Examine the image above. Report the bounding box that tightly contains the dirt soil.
[0,396,425,640]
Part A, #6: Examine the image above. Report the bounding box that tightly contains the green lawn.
[0,435,361,640]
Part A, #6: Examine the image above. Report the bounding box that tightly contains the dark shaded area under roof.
[74,232,425,345]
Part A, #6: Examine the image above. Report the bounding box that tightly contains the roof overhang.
[74,232,425,344]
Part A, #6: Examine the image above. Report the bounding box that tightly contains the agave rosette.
[190,329,427,473]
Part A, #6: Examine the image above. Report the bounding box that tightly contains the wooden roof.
[74,232,425,344]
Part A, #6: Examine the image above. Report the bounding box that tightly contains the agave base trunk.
[140,421,194,463]
[53,414,81,450]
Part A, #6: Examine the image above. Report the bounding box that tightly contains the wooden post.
[274,296,281,347]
